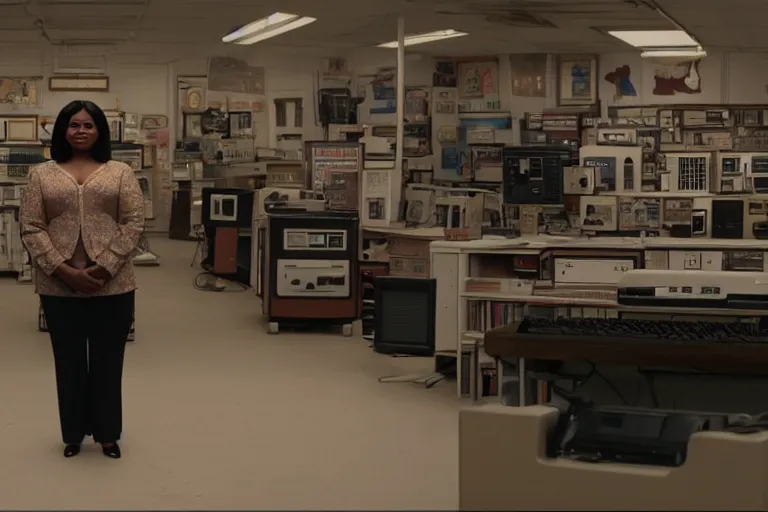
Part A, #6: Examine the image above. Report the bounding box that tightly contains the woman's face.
[66,108,98,152]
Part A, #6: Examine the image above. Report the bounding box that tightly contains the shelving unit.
[0,143,45,282]
[430,235,768,399]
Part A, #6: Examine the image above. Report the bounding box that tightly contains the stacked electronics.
[565,105,768,240]
[500,145,575,235]
[0,144,46,282]
[305,141,362,211]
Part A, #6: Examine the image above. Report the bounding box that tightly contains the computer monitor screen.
[373,277,436,357]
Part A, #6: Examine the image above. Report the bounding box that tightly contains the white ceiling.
[0,0,761,64]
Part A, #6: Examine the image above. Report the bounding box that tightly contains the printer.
[547,398,728,467]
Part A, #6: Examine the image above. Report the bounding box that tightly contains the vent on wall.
[53,54,107,75]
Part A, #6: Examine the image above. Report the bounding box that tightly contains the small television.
[201,187,254,228]
[373,277,436,357]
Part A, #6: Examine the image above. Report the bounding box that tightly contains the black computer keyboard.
[520,316,768,343]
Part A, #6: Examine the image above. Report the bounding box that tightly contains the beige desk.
[460,404,768,511]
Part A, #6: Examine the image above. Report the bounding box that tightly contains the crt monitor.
[373,277,436,357]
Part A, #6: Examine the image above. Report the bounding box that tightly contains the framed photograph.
[122,112,139,142]
[435,101,455,114]
[140,114,168,131]
[104,112,122,142]
[510,54,548,97]
[124,112,139,128]
[1,115,38,142]
[438,126,457,144]
[580,196,617,232]
[183,113,203,138]
[557,55,598,107]
[0,76,42,107]
[49,76,109,92]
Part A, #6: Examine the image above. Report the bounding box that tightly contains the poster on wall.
[207,56,265,95]
[581,197,618,231]
[557,55,598,106]
[433,61,457,87]
[457,60,500,112]
[436,117,510,181]
[619,197,660,231]
[357,67,397,116]
[0,77,42,107]
[509,54,547,97]
[604,65,637,100]
[652,60,701,96]
[318,58,352,91]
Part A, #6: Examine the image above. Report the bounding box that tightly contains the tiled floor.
[0,237,458,510]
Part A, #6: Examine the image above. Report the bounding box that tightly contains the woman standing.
[20,100,144,459]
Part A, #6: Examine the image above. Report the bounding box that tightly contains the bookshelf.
[430,235,768,399]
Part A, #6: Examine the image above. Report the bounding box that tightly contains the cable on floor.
[193,272,249,293]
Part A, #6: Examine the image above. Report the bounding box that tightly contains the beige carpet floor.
[0,238,458,510]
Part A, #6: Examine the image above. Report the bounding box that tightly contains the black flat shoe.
[64,444,81,458]
[101,442,121,459]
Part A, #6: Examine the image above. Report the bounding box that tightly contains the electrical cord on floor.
[193,271,249,293]
[189,227,249,293]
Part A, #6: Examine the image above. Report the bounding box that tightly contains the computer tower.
[201,187,255,281]
[712,199,744,239]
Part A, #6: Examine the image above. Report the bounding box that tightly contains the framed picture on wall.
[183,113,203,138]
[176,75,207,141]
[0,76,42,107]
[457,61,498,99]
[557,55,598,107]
[509,54,548,97]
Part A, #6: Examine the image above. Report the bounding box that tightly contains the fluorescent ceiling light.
[222,12,316,45]
[607,30,699,48]
[377,29,468,48]
[641,49,707,59]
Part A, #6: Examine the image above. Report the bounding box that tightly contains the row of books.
[466,299,525,333]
